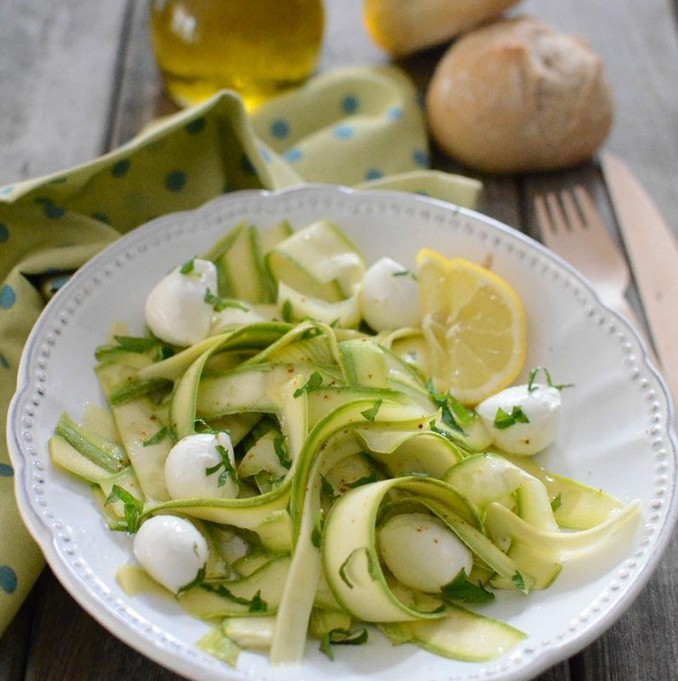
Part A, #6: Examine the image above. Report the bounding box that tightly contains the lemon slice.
[416,248,526,404]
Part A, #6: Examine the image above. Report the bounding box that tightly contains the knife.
[601,152,678,403]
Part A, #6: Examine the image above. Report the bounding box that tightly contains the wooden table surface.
[1,1,677,680]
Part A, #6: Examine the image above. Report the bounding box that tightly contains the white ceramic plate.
[8,185,678,681]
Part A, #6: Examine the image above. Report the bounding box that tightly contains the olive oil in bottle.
[150,0,325,109]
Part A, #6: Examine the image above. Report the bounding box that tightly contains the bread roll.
[363,0,521,57]
[426,16,614,174]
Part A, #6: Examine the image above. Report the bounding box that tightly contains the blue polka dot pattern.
[35,198,65,219]
[0,223,8,242]
[0,285,16,309]
[43,274,71,297]
[413,149,430,167]
[365,168,384,181]
[271,119,290,139]
[0,565,17,594]
[165,170,186,191]
[334,125,355,140]
[0,463,13,477]
[386,106,403,121]
[342,95,359,114]
[185,117,206,134]
[259,146,272,163]
[112,159,131,177]
[283,148,303,162]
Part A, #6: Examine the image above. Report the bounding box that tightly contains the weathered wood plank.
[24,571,185,681]
[321,0,388,70]
[0,0,129,185]
[0,588,34,681]
[105,0,175,150]
[574,536,678,681]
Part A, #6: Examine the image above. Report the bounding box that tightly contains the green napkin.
[0,65,480,636]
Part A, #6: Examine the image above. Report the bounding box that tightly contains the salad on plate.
[48,217,640,668]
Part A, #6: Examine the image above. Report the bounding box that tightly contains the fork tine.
[544,192,568,234]
[573,185,607,232]
[533,184,640,325]
[560,189,585,231]
[534,193,550,232]
[534,191,566,235]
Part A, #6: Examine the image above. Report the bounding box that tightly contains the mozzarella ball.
[133,515,208,593]
[165,432,238,500]
[378,512,472,592]
[145,258,217,346]
[477,383,562,455]
[360,257,422,331]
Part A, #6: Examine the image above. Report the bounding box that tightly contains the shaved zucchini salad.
[49,218,640,667]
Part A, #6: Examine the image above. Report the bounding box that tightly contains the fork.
[534,185,643,330]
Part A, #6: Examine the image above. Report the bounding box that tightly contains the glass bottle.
[150,0,325,110]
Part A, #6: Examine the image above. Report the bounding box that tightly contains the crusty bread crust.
[426,16,614,173]
[363,0,521,57]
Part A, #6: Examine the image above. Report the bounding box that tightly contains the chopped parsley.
[180,258,195,274]
[204,289,249,313]
[493,405,530,429]
[205,444,239,487]
[551,493,563,512]
[293,371,324,398]
[392,269,418,281]
[427,381,474,432]
[441,569,495,604]
[527,366,573,392]
[194,419,214,434]
[106,485,144,533]
[511,571,528,593]
[142,426,171,447]
[201,583,268,613]
[360,399,382,422]
[319,627,368,660]
[273,436,292,470]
